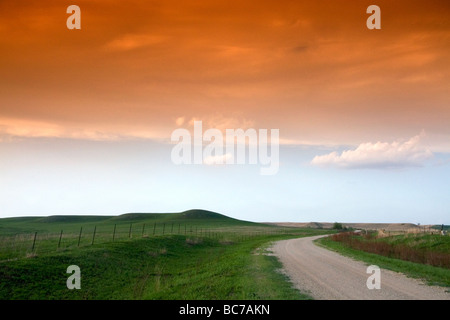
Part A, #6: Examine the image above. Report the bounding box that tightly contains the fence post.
[31,232,37,252]
[77,227,83,247]
[171,223,174,234]
[162,223,165,235]
[91,226,97,245]
[113,224,116,242]
[58,230,63,249]
[129,223,132,238]
[153,223,156,235]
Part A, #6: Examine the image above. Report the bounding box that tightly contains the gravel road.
[271,235,449,300]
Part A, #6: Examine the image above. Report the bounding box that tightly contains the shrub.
[333,222,343,230]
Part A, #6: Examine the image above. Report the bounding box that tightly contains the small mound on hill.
[179,209,229,220]
[305,222,324,229]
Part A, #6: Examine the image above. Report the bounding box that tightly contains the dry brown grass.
[331,232,450,269]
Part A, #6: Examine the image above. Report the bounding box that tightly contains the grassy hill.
[0,209,268,261]
[0,210,331,300]
[0,209,256,236]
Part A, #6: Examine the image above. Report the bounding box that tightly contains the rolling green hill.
[0,209,276,262]
[0,210,331,300]
[0,209,256,236]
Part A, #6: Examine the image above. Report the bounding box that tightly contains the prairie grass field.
[0,210,331,300]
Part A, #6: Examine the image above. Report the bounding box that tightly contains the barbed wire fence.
[0,223,299,261]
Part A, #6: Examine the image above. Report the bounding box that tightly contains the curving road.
[271,235,450,300]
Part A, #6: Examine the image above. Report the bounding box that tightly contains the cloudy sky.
[0,0,449,223]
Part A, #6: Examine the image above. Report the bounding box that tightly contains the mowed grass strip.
[0,234,314,300]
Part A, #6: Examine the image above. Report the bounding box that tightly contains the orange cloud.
[0,117,165,141]
[0,0,448,148]
[105,34,168,51]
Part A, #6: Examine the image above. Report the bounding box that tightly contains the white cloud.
[203,153,233,165]
[188,114,255,132]
[311,133,433,169]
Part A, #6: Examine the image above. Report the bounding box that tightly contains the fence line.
[0,223,300,261]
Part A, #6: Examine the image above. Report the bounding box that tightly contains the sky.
[0,0,449,224]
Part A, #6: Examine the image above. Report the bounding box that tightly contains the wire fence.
[0,223,300,261]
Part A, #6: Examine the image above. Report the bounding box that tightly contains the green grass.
[317,235,450,289]
[382,233,450,253]
[0,209,255,236]
[0,210,330,300]
[0,209,273,261]
[0,234,320,300]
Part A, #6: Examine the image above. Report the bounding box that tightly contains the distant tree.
[333,222,343,230]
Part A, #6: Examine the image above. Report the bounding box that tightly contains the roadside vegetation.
[317,231,450,288]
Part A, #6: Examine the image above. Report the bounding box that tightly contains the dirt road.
[271,235,449,300]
